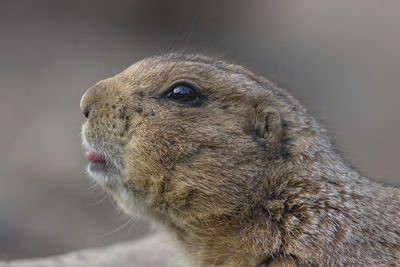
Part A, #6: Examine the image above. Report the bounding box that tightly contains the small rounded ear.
[254,107,282,153]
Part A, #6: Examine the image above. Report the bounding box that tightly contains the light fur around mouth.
[80,124,121,185]
[81,124,148,216]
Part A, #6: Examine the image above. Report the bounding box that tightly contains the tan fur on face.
[81,54,400,266]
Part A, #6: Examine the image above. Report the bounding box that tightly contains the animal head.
[80,53,322,227]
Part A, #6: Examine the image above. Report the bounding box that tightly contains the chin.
[87,163,147,216]
[86,161,120,186]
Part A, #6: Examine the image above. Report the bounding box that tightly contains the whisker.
[87,191,108,207]
[89,216,134,242]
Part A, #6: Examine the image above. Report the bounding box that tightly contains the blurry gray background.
[0,0,399,260]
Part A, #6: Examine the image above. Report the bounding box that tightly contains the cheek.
[132,122,200,164]
[119,123,200,194]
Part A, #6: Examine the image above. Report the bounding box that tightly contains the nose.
[80,90,92,119]
[80,82,105,118]
[80,96,91,118]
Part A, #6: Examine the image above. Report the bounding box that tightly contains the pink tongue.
[85,150,106,163]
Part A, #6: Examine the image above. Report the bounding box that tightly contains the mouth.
[83,148,120,183]
[85,150,107,163]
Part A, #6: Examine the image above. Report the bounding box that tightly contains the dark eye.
[165,84,207,106]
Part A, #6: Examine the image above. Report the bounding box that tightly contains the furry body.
[80,54,400,266]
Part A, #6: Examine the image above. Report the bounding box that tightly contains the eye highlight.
[164,83,207,106]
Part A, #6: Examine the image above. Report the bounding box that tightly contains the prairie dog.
[80,54,400,266]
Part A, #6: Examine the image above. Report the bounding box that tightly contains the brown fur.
[80,54,400,266]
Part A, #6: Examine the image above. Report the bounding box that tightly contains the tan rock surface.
[1,233,182,267]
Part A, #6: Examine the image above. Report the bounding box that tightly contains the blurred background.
[0,0,399,260]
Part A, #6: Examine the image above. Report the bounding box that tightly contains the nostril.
[83,104,92,119]
[81,82,105,119]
